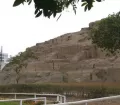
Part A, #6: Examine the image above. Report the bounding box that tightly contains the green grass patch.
[0,101,28,105]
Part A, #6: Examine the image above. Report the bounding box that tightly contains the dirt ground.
[88,100,120,105]
[66,97,120,105]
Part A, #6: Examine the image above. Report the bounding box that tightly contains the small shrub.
[35,101,44,105]
[24,100,35,105]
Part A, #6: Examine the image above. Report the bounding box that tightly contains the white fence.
[52,95,120,105]
[0,97,46,105]
[0,93,66,104]
[1,93,120,105]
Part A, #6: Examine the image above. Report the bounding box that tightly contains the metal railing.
[1,93,120,105]
[0,93,66,104]
[0,97,46,105]
[51,95,120,105]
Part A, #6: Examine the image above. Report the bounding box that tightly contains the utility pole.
[0,46,3,70]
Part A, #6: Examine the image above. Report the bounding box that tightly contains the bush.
[35,101,44,105]
[91,11,120,55]
[0,84,120,99]
[24,100,35,105]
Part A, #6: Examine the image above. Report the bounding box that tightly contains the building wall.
[0,53,9,70]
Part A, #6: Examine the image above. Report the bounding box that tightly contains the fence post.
[34,93,37,103]
[57,95,59,102]
[63,96,66,103]
[44,97,47,105]
[15,94,16,99]
[20,100,23,105]
[60,95,62,103]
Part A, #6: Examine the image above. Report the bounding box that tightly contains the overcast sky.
[0,0,120,56]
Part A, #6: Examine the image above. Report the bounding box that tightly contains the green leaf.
[53,11,57,17]
[81,2,87,6]
[57,14,62,21]
[96,0,102,2]
[35,8,39,14]
[28,0,32,5]
[84,5,88,11]
[88,4,92,10]
[82,0,86,2]
[35,11,42,18]
[13,0,104,18]
[13,0,25,7]
[27,0,32,5]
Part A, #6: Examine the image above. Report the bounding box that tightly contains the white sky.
[0,0,120,56]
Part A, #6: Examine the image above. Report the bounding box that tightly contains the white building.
[0,47,10,70]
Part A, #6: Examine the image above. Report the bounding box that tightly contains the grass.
[0,101,28,105]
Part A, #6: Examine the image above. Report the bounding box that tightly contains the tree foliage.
[9,48,37,84]
[13,0,103,18]
[91,12,120,55]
